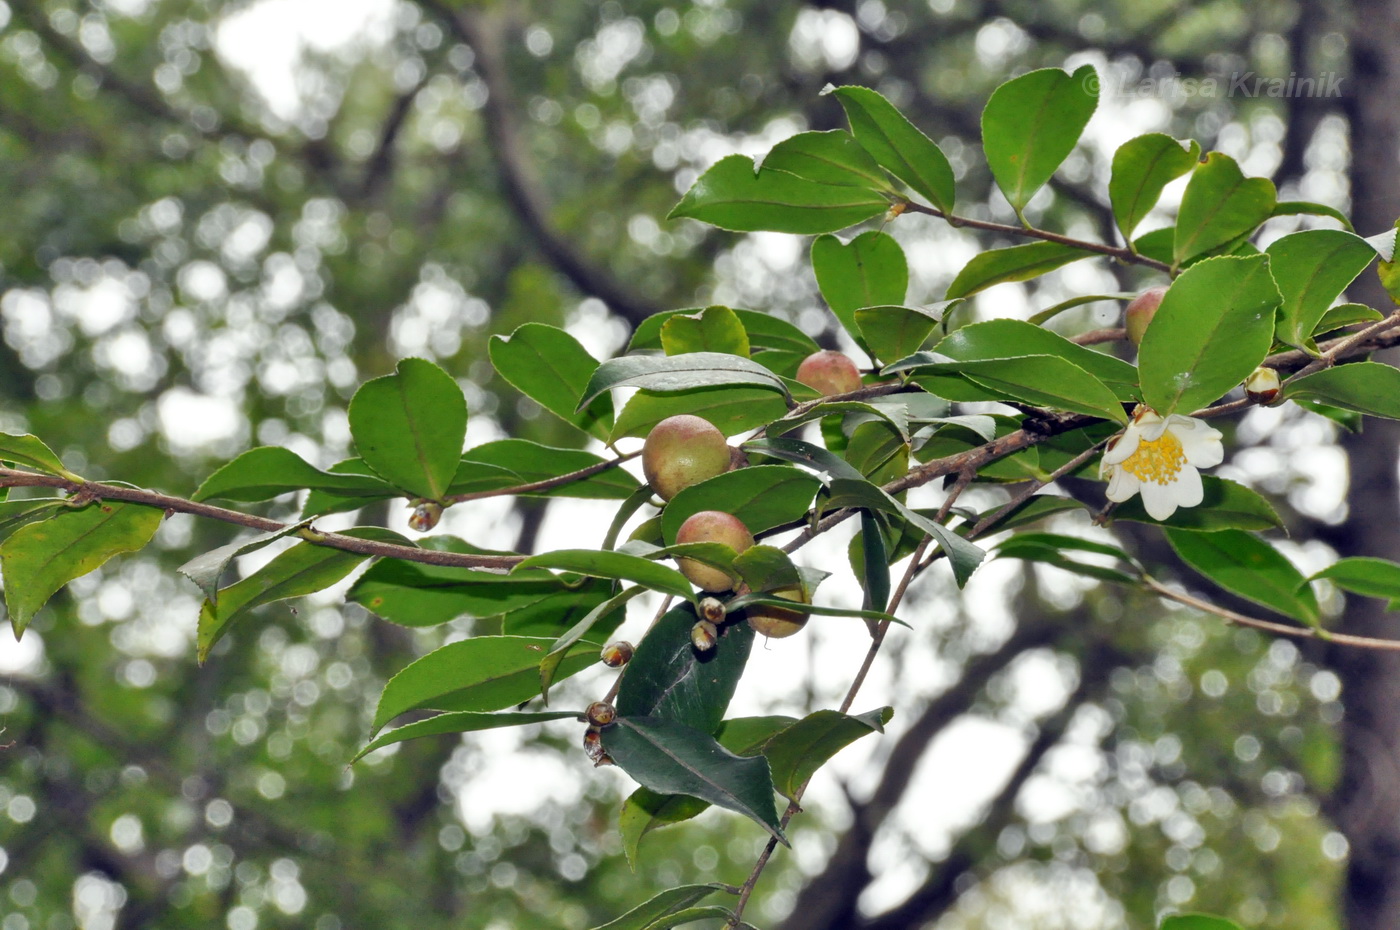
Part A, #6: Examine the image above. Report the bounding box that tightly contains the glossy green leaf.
[981,65,1098,213]
[580,352,790,410]
[601,716,785,843]
[855,304,942,365]
[1110,477,1282,532]
[2,500,163,637]
[1266,229,1376,348]
[194,446,396,503]
[760,129,894,191]
[1271,200,1354,231]
[844,419,910,485]
[610,386,790,442]
[762,707,891,799]
[743,436,865,483]
[668,153,887,234]
[661,465,822,543]
[501,584,622,638]
[811,231,908,340]
[539,586,644,700]
[352,710,578,763]
[373,635,601,732]
[347,358,466,500]
[489,322,613,441]
[1281,362,1400,419]
[198,527,408,662]
[1309,557,1400,607]
[1314,302,1383,335]
[616,602,754,734]
[926,317,1139,400]
[974,494,1086,533]
[454,440,640,500]
[945,241,1094,300]
[588,885,730,930]
[629,307,819,357]
[831,85,955,212]
[178,523,309,605]
[824,477,984,587]
[1166,528,1320,626]
[1138,255,1281,416]
[1173,152,1276,265]
[732,544,804,595]
[1028,292,1139,326]
[0,432,78,480]
[659,306,750,357]
[515,549,694,601]
[1109,133,1201,241]
[769,399,911,444]
[902,354,1128,423]
[994,533,1139,584]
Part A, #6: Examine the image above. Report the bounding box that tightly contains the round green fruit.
[675,510,754,592]
[642,415,730,501]
[796,350,862,396]
[746,585,811,639]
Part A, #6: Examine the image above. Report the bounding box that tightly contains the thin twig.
[1288,309,1400,381]
[446,450,639,503]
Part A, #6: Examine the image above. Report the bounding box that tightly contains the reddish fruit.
[746,585,811,639]
[1125,286,1167,347]
[796,350,862,396]
[675,511,754,592]
[642,415,730,501]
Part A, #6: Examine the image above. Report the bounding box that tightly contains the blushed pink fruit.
[796,350,862,396]
[675,510,754,592]
[642,415,730,501]
[1125,286,1167,346]
[746,585,811,639]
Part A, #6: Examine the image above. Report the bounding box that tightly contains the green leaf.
[197,527,408,662]
[489,323,614,442]
[501,584,623,638]
[616,602,754,734]
[193,446,396,503]
[515,549,694,601]
[610,386,789,442]
[372,635,601,732]
[924,317,1139,400]
[858,510,892,611]
[1271,200,1354,231]
[668,153,888,234]
[844,419,910,485]
[1109,133,1201,241]
[761,707,892,799]
[831,85,956,212]
[824,477,985,587]
[661,465,822,542]
[1160,915,1244,930]
[855,304,943,365]
[454,440,640,500]
[348,358,466,500]
[768,400,911,443]
[1,500,163,637]
[1138,255,1281,416]
[973,494,1086,533]
[1173,152,1276,265]
[630,307,819,357]
[0,432,78,480]
[1166,528,1320,626]
[945,241,1094,300]
[588,885,730,930]
[178,523,309,605]
[1266,229,1376,348]
[981,65,1098,213]
[760,129,895,191]
[659,306,750,357]
[1109,477,1283,532]
[1314,302,1383,335]
[352,710,578,763]
[602,716,786,843]
[743,436,865,483]
[580,352,790,411]
[901,355,1128,423]
[1281,362,1400,419]
[811,231,908,341]
[1028,292,1139,327]
[1309,557,1400,607]
[731,544,804,595]
[541,586,645,700]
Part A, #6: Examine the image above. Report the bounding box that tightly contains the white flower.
[1101,406,1224,520]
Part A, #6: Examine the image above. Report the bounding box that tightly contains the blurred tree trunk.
[1331,0,1400,926]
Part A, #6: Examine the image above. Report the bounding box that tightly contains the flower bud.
[600,641,634,668]
[698,596,726,625]
[408,501,444,532]
[1245,366,1281,405]
[1124,286,1167,347]
[586,701,617,727]
[582,727,613,766]
[691,619,718,652]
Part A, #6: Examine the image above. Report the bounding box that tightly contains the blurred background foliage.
[0,1,1394,928]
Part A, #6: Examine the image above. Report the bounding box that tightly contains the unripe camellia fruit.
[1124,286,1167,346]
[746,585,812,639]
[796,350,862,396]
[675,510,754,591]
[642,414,730,501]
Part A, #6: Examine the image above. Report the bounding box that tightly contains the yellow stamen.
[1120,430,1185,485]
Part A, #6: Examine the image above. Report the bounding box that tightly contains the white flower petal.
[1105,466,1139,503]
[1168,464,1205,509]
[1102,428,1141,466]
[1139,480,1182,520]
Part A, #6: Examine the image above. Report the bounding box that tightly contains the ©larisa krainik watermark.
[1085,69,1346,100]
